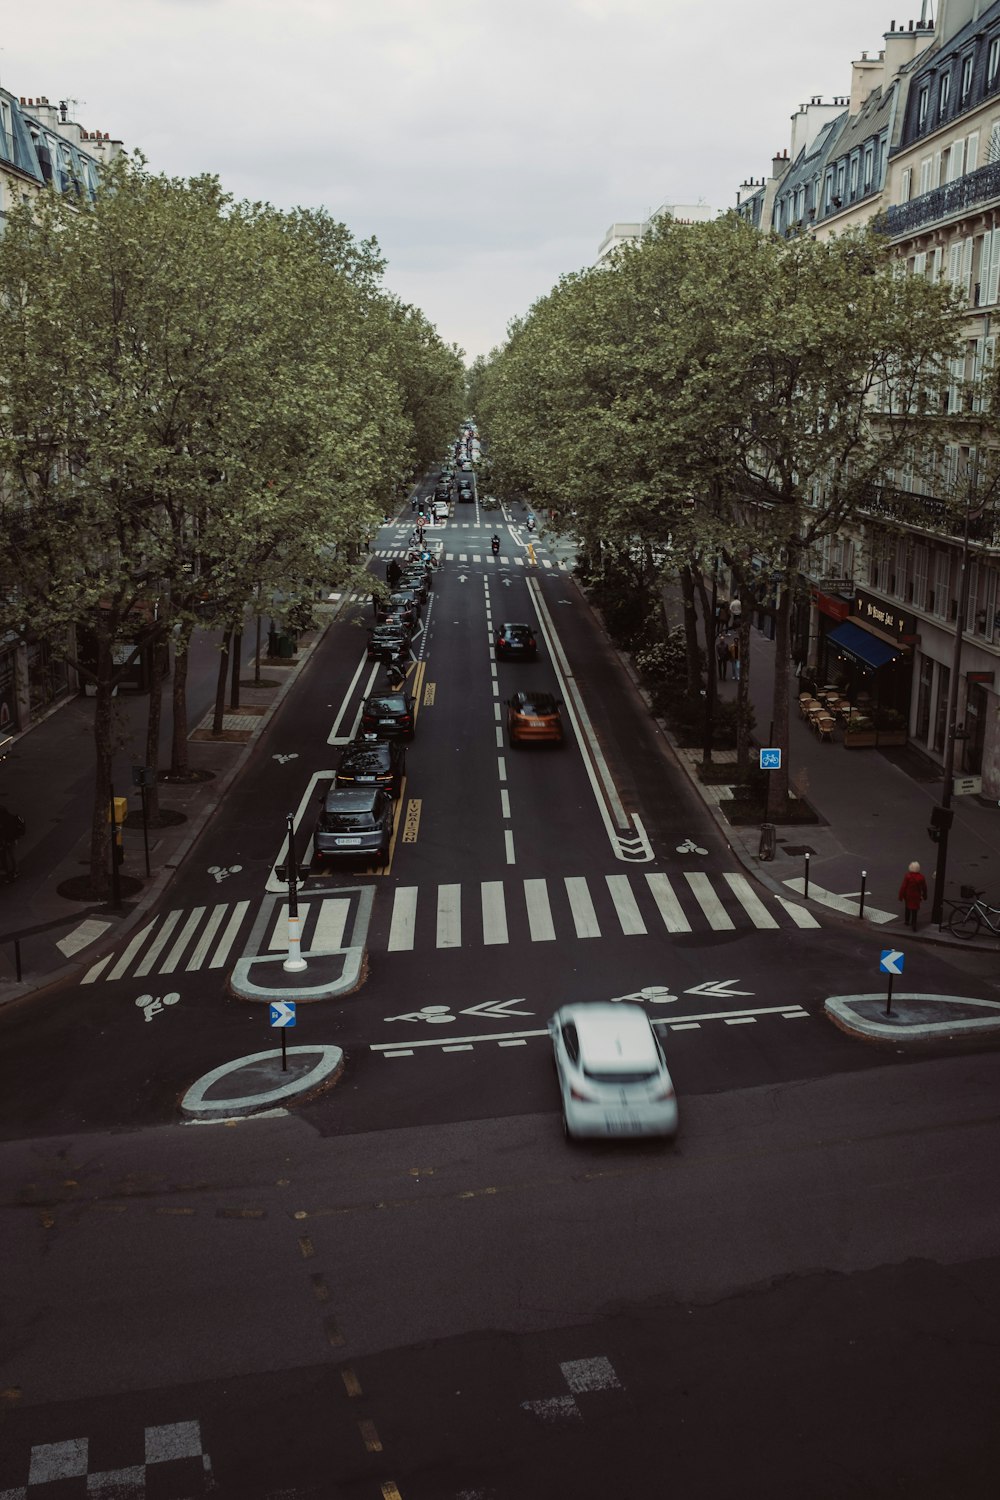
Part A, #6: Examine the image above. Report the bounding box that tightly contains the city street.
[1,491,999,1499]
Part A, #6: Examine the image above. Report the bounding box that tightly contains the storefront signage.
[853,589,916,640]
[967,671,995,684]
[818,578,855,592]
[953,774,982,796]
[813,590,850,621]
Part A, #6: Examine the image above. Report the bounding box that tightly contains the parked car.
[434,482,451,501]
[361,691,415,739]
[399,568,430,601]
[548,1002,678,1141]
[433,499,450,521]
[314,786,393,869]
[507,690,564,746]
[334,732,406,799]
[495,623,538,661]
[367,623,410,661]
[377,592,419,629]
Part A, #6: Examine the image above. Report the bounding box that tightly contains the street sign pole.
[283,813,307,973]
[880,948,904,1015]
[269,1000,297,1071]
[281,1028,287,1072]
[885,972,894,1017]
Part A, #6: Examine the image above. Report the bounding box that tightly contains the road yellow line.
[527,543,536,567]
[375,778,409,874]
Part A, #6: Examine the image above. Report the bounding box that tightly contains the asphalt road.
[1,480,999,1498]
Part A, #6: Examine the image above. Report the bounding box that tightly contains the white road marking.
[501,788,510,816]
[314,898,350,951]
[565,876,601,938]
[774,895,821,929]
[185,904,228,970]
[210,900,251,966]
[482,881,509,944]
[269,903,312,950]
[505,829,516,864]
[606,874,647,935]
[498,757,507,781]
[130,911,182,979]
[159,907,207,973]
[524,878,556,941]
[724,873,779,929]
[685,872,736,930]
[437,884,462,948]
[387,886,418,951]
[645,873,692,933]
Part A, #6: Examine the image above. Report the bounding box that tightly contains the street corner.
[228,944,366,1003]
[825,991,1000,1048]
[180,1043,345,1120]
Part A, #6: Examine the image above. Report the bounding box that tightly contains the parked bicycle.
[947,885,1000,938]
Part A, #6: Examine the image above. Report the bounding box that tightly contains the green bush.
[655,688,744,749]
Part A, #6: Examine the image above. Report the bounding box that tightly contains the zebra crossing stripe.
[724,873,779,930]
[482,880,508,944]
[269,902,312,950]
[209,900,251,966]
[314,898,351,950]
[774,894,820,929]
[644,873,691,933]
[685,872,735,930]
[524,878,556,941]
[437,883,461,948]
[388,886,418,951]
[565,876,601,938]
[107,917,160,982]
[186,903,228,970]
[160,907,207,973]
[605,874,646,935]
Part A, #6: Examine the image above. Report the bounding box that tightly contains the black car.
[458,482,474,502]
[495,622,538,661]
[434,482,451,501]
[314,786,393,868]
[368,623,410,661]
[334,732,406,799]
[399,570,429,602]
[360,691,415,740]
[377,592,419,629]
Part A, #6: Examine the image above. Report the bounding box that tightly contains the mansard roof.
[0,90,105,200]
[898,0,1000,149]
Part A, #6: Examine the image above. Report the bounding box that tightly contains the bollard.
[14,937,22,981]
[859,870,867,921]
[803,851,811,901]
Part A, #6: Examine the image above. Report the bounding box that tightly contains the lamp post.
[930,460,982,927]
[282,812,308,972]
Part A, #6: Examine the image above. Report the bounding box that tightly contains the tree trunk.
[213,626,232,735]
[229,626,242,710]
[735,605,753,774]
[691,564,717,767]
[770,558,796,810]
[143,627,166,822]
[679,565,702,695]
[88,633,115,898]
[170,620,193,775]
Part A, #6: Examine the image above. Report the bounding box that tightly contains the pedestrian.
[898,861,928,929]
[729,635,741,682]
[715,633,729,681]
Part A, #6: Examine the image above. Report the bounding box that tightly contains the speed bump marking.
[423,681,436,706]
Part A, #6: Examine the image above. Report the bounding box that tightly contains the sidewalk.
[0,607,339,1007]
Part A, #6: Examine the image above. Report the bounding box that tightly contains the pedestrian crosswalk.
[372,548,568,570]
[377,870,819,952]
[78,870,820,984]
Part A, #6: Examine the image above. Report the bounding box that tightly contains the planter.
[843,730,907,748]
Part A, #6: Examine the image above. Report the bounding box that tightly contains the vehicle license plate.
[528,719,546,728]
[357,775,374,782]
[379,718,395,727]
[604,1115,638,1134]
[335,837,363,846]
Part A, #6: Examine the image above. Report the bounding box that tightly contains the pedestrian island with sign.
[269,1000,297,1071]
[880,948,904,1015]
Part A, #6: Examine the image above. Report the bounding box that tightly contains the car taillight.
[652,1084,675,1101]
[528,637,536,649]
[399,714,411,725]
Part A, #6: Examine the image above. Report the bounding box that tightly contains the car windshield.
[340,747,387,771]
[583,1068,658,1085]
[516,695,557,715]
[366,696,406,714]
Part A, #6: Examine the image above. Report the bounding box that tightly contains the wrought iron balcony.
[884,160,1000,237]
[860,483,1000,545]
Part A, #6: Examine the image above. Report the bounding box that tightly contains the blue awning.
[826,621,902,671]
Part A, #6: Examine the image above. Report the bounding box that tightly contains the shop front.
[820,592,917,745]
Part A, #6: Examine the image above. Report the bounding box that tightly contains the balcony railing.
[884,160,1000,237]
[860,483,1000,544]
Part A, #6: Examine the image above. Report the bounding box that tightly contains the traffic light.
[927,804,954,844]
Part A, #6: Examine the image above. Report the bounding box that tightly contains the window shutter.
[988,230,1000,303]
[948,241,962,283]
[901,166,912,201]
[952,138,966,178]
[933,150,942,186]
[913,251,927,276]
[962,236,974,296]
[967,132,979,171]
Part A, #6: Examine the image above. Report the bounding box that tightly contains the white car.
[433,499,449,521]
[548,1002,678,1142]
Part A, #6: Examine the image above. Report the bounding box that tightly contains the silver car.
[313,787,392,869]
[548,1002,678,1142]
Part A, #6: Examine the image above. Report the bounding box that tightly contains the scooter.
[491,536,500,556]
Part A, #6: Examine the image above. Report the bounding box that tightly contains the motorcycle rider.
[491,534,500,555]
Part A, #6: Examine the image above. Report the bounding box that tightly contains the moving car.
[361,691,415,739]
[495,622,538,661]
[334,732,406,799]
[314,786,393,869]
[434,482,451,501]
[548,1002,678,1141]
[507,690,564,746]
[367,623,409,661]
[433,499,450,521]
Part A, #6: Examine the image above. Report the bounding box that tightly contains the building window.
[919,157,932,194]
[989,37,1000,87]
[863,146,874,190]
[849,155,859,196]
[967,131,980,171]
[918,86,929,128]
[900,165,912,201]
[836,163,845,201]
[912,544,929,610]
[939,73,951,119]
[961,55,974,101]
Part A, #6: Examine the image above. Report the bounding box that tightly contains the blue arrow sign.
[880,950,904,976]
[269,1001,297,1027]
[759,748,781,770]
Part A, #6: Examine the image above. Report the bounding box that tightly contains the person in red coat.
[898,861,928,929]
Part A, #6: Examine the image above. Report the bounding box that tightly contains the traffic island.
[180,1044,344,1119]
[826,992,1000,1047]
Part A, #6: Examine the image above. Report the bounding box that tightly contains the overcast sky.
[4,0,890,361]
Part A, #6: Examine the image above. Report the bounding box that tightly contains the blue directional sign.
[759,748,781,770]
[879,950,905,976]
[269,1001,297,1027]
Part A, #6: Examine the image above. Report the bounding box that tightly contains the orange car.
[507,690,565,747]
